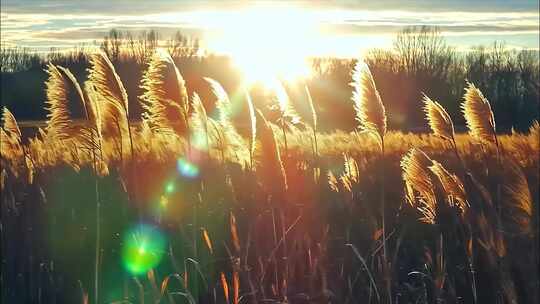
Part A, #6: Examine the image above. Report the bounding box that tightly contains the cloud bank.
[1,0,538,55]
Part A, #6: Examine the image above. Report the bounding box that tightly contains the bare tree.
[394,26,454,79]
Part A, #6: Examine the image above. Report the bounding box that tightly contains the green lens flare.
[165,182,175,194]
[177,158,199,178]
[121,224,166,275]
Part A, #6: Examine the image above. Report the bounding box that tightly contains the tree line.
[1,26,538,132]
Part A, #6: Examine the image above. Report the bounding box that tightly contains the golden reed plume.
[401,148,436,224]
[327,170,339,192]
[305,85,319,158]
[529,120,539,150]
[190,92,209,150]
[340,153,359,193]
[1,108,24,165]
[87,51,132,166]
[2,107,21,142]
[423,94,455,142]
[274,80,301,127]
[462,82,497,144]
[429,160,468,215]
[141,49,189,136]
[44,63,85,141]
[204,77,233,127]
[245,90,256,163]
[82,84,103,138]
[305,85,318,132]
[501,159,533,235]
[2,110,32,184]
[88,51,129,140]
[204,77,246,161]
[256,109,287,194]
[44,63,106,175]
[351,61,387,141]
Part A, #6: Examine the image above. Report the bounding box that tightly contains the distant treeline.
[1,26,538,131]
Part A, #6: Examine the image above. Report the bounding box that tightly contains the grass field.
[1,50,538,304]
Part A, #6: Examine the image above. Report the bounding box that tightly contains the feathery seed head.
[141,49,189,135]
[401,148,437,224]
[501,159,533,235]
[429,160,468,215]
[89,52,129,114]
[351,61,386,141]
[245,90,257,156]
[45,63,83,141]
[462,82,496,144]
[2,107,21,141]
[423,94,455,141]
[256,109,287,193]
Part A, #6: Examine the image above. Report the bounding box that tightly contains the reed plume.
[351,61,386,142]
[204,77,233,127]
[529,120,539,136]
[305,85,318,159]
[141,49,189,136]
[82,85,103,143]
[1,108,26,173]
[190,92,210,153]
[462,82,497,145]
[423,94,455,142]
[0,128,21,163]
[44,63,82,141]
[401,148,436,224]
[273,81,301,156]
[327,171,339,192]
[45,63,104,174]
[501,159,533,235]
[2,107,21,142]
[273,81,301,128]
[88,51,131,159]
[204,77,246,162]
[82,84,109,178]
[529,120,539,150]
[245,89,256,169]
[429,160,468,215]
[256,109,287,194]
[340,153,359,193]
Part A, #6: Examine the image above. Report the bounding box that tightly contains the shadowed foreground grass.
[1,127,538,304]
[1,49,538,303]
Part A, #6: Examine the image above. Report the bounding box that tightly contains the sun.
[204,6,315,86]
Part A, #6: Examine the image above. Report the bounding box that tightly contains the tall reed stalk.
[44,62,105,302]
[351,61,390,303]
[305,85,318,161]
[273,81,300,158]
[245,89,256,171]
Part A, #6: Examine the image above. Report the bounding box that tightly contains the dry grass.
[1,50,538,304]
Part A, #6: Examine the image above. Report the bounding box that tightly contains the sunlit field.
[1,2,540,304]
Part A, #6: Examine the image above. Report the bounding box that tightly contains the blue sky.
[1,0,539,56]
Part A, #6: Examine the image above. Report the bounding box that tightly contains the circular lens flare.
[121,224,166,275]
[177,158,199,178]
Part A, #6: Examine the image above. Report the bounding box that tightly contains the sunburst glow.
[205,6,315,85]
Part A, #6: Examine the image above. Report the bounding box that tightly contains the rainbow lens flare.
[121,224,166,275]
[177,158,199,178]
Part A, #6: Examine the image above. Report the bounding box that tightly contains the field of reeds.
[1,49,538,304]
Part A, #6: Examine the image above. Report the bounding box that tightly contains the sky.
[1,0,539,57]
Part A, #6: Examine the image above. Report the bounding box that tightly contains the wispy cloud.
[1,1,538,55]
